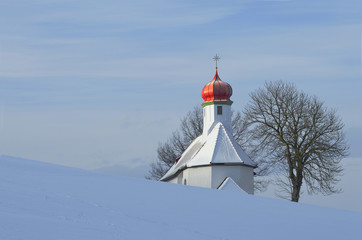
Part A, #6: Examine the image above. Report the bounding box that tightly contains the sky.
[0,0,361,181]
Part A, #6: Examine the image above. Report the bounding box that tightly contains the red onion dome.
[201,69,232,102]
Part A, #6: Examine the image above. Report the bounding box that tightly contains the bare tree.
[146,107,202,180]
[146,106,253,181]
[243,81,349,202]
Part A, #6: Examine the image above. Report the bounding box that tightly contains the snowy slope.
[1,155,361,240]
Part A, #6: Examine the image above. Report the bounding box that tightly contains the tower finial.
[213,54,220,69]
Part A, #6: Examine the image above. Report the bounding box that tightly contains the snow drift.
[0,155,361,240]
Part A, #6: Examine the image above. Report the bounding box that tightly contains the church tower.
[160,56,256,194]
[201,66,233,136]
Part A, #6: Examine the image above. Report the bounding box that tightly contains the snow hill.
[1,155,361,240]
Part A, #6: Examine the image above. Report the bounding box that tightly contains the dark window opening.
[217,106,222,115]
[184,179,187,185]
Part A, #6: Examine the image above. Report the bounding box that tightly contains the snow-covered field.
[1,155,361,240]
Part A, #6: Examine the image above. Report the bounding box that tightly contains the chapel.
[160,57,256,194]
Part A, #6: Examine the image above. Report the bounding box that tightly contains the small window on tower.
[217,106,222,115]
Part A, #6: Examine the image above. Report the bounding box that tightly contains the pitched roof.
[160,122,256,181]
[217,177,247,193]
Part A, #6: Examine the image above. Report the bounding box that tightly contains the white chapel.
[160,58,256,194]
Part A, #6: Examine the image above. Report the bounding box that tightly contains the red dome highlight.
[201,69,232,102]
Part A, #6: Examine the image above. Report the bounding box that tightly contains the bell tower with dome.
[201,65,233,136]
[160,55,256,193]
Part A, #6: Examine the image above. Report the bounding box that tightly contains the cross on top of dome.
[213,54,220,69]
[201,55,233,104]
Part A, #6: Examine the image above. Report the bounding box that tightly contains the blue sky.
[0,0,361,178]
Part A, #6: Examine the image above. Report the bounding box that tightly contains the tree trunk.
[291,186,301,202]
[291,171,303,202]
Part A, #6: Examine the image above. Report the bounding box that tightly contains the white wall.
[167,165,254,194]
[211,165,254,194]
[183,166,212,188]
[166,167,211,187]
[168,172,183,184]
[203,104,232,136]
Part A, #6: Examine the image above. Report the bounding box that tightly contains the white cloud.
[0,108,183,169]
[1,0,240,34]
[1,0,361,176]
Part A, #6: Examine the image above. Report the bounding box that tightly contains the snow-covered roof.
[160,122,256,181]
[217,177,247,193]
